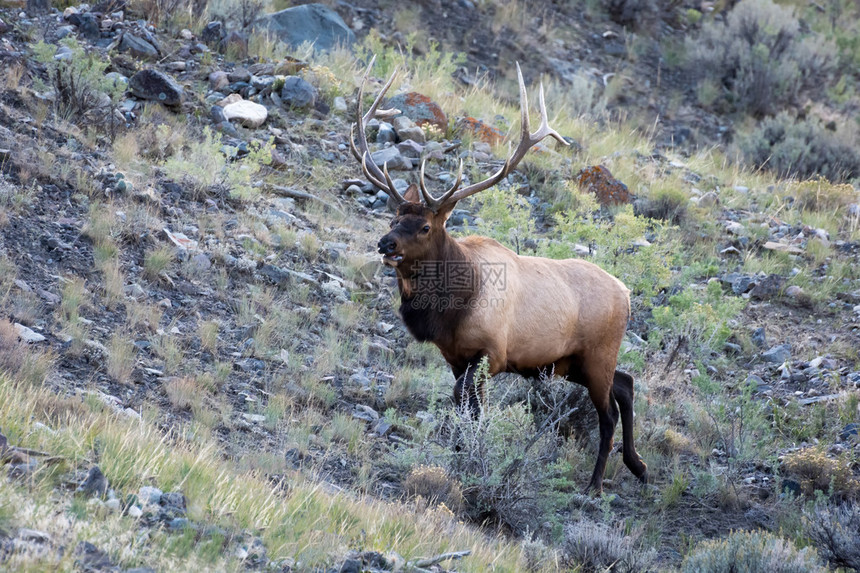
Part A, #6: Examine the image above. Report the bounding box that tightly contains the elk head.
[350,56,567,271]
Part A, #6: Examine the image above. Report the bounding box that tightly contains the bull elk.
[350,58,648,493]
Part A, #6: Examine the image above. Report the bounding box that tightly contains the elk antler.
[349,56,407,207]
[419,62,568,212]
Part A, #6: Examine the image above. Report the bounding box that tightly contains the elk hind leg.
[612,370,648,483]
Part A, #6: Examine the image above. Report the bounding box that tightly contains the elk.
[350,58,648,493]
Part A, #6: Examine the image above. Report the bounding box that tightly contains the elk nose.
[378,236,397,255]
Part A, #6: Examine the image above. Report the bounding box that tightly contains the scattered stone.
[784,285,812,307]
[456,116,503,145]
[129,69,184,106]
[698,191,719,207]
[13,323,45,343]
[118,33,159,60]
[139,486,163,506]
[761,344,791,364]
[576,165,632,206]
[749,274,785,300]
[387,92,448,133]
[392,116,426,143]
[370,146,412,171]
[352,404,379,422]
[201,21,225,45]
[223,100,268,128]
[762,241,804,255]
[752,327,767,348]
[163,228,198,250]
[280,76,317,109]
[375,122,396,144]
[74,541,115,571]
[725,221,745,235]
[77,466,109,498]
[254,3,355,52]
[840,423,858,441]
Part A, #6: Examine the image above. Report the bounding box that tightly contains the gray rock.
[280,76,317,109]
[77,466,109,498]
[210,105,227,123]
[228,68,251,83]
[698,191,719,207]
[209,70,228,91]
[201,21,225,45]
[118,33,159,60]
[139,486,163,506]
[731,275,755,294]
[56,25,76,39]
[840,423,858,441]
[72,13,100,41]
[376,122,396,144]
[752,327,767,348]
[370,146,412,171]
[74,541,114,571]
[129,69,184,106]
[397,139,424,158]
[749,274,785,300]
[250,75,275,91]
[254,3,355,53]
[340,558,362,573]
[761,344,791,364]
[392,115,426,143]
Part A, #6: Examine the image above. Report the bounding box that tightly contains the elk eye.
[421,225,431,233]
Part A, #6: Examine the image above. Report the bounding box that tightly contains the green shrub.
[546,204,674,299]
[31,38,124,127]
[737,113,860,182]
[681,530,824,573]
[685,0,836,116]
[650,281,745,358]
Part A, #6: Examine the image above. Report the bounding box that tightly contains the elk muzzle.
[377,234,403,265]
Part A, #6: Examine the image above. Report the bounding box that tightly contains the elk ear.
[436,199,459,223]
[402,184,420,204]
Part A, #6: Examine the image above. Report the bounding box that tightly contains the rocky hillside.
[0,0,859,572]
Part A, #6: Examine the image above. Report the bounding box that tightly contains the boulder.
[576,165,632,206]
[280,76,317,109]
[223,100,268,128]
[118,33,159,60]
[387,92,447,133]
[254,3,355,52]
[129,69,184,106]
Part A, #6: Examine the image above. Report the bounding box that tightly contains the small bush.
[782,447,859,500]
[790,178,859,212]
[403,465,464,513]
[737,113,860,182]
[685,0,836,116]
[805,503,860,570]
[681,530,824,573]
[31,39,123,129]
[636,186,688,224]
[562,520,657,573]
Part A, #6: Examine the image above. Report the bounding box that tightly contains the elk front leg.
[451,356,485,418]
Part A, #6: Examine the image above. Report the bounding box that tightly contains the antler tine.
[351,55,407,205]
[418,158,464,211]
[437,62,568,207]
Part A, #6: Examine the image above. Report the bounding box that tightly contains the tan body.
[445,236,630,407]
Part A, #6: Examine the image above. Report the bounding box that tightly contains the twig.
[663,335,685,374]
[267,185,344,213]
[408,550,471,569]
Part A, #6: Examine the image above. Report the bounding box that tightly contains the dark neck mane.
[395,234,478,344]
